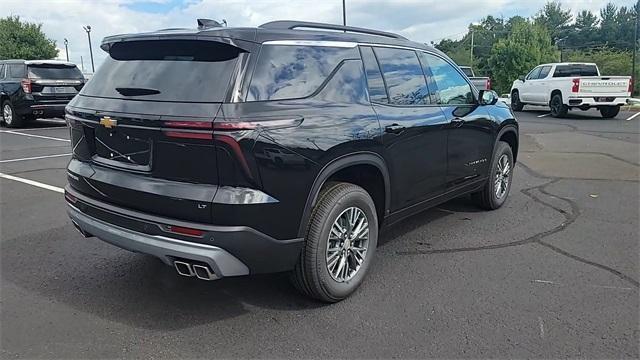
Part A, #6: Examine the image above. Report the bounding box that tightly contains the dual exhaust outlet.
[174,260,218,281]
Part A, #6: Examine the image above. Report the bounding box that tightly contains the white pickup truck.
[460,66,491,91]
[510,62,632,118]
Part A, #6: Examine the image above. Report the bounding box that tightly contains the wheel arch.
[549,89,563,105]
[495,125,519,162]
[297,152,391,237]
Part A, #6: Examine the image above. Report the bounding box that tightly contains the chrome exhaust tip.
[192,264,218,281]
[174,261,195,277]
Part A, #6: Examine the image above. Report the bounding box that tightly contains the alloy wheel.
[326,206,369,282]
[3,104,12,125]
[494,154,511,199]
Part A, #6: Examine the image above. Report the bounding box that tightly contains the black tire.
[510,90,524,111]
[472,141,514,210]
[1,100,23,128]
[291,182,378,302]
[549,94,568,118]
[599,105,620,119]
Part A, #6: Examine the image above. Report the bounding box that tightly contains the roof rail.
[259,20,407,40]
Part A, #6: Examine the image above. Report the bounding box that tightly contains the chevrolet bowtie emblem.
[99,116,117,129]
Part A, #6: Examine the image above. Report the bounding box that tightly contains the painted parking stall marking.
[0,172,64,193]
[626,112,640,121]
[0,153,71,163]
[0,130,70,142]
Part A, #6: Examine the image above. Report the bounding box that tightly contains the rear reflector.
[629,78,634,93]
[64,191,77,203]
[166,225,205,237]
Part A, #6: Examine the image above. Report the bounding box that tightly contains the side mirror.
[518,75,526,82]
[479,90,499,105]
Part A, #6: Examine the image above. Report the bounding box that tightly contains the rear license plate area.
[595,97,613,102]
[94,127,152,170]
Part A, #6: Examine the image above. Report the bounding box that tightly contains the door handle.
[384,124,405,134]
[451,118,465,128]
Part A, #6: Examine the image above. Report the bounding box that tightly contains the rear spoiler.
[100,32,255,52]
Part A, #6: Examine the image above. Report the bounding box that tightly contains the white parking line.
[0,130,70,142]
[0,153,71,163]
[626,112,640,121]
[537,113,551,118]
[11,126,68,132]
[0,172,64,193]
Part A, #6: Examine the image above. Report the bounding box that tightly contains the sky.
[1,0,635,72]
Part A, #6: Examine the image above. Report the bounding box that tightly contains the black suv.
[0,60,85,127]
[65,20,518,302]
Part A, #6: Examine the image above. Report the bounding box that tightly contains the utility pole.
[633,0,639,96]
[80,56,84,72]
[469,29,474,66]
[83,25,95,73]
[64,38,69,62]
[342,0,346,28]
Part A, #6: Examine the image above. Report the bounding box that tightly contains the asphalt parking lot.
[1,108,638,358]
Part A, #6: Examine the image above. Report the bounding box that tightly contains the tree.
[534,1,573,41]
[488,21,557,94]
[0,16,58,60]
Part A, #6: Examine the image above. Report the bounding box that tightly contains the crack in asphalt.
[396,163,639,288]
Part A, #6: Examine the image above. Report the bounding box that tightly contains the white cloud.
[0,0,632,71]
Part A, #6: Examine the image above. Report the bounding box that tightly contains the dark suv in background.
[0,60,85,127]
[65,20,518,302]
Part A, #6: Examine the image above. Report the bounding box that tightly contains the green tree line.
[435,1,639,94]
[0,16,58,60]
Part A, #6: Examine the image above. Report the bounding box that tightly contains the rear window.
[247,45,355,101]
[553,64,598,77]
[460,67,474,77]
[81,40,243,102]
[28,64,83,80]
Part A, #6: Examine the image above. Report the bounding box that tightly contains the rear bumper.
[566,97,629,107]
[65,185,304,276]
[68,203,250,277]
[15,99,68,117]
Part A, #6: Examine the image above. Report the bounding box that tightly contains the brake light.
[163,120,213,140]
[629,77,634,93]
[572,78,580,93]
[166,225,205,237]
[21,79,32,94]
[486,78,491,90]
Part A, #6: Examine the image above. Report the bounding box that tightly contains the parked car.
[510,62,632,118]
[65,20,519,302]
[459,66,491,91]
[0,60,85,127]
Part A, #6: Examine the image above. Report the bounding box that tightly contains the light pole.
[632,0,638,96]
[63,38,69,61]
[83,26,95,73]
[342,0,346,27]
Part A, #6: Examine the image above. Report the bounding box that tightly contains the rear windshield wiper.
[115,87,161,96]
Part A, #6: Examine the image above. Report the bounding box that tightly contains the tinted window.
[359,47,387,103]
[553,64,598,77]
[526,67,542,80]
[422,53,474,105]
[460,67,474,77]
[248,45,353,101]
[416,52,439,104]
[8,64,24,78]
[81,40,242,102]
[28,64,83,80]
[538,66,552,79]
[374,47,429,105]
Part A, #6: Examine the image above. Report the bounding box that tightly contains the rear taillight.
[629,77,634,93]
[163,120,213,140]
[21,79,32,94]
[212,117,303,131]
[486,78,491,90]
[572,78,580,93]
[166,225,205,237]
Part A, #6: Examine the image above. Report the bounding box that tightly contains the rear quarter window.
[247,45,356,101]
[8,64,25,78]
